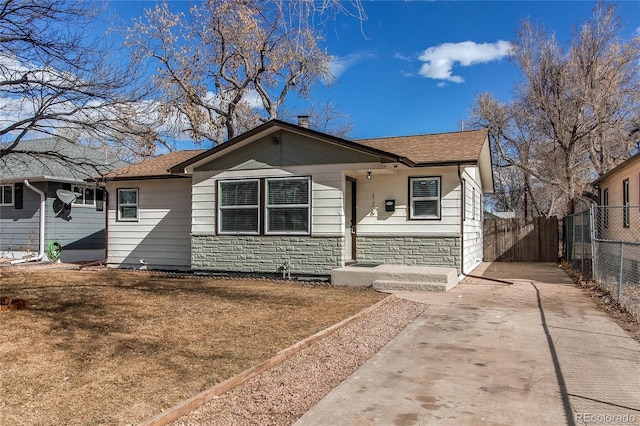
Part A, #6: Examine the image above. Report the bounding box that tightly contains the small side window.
[0,184,14,206]
[72,185,96,207]
[117,188,138,222]
[623,179,629,228]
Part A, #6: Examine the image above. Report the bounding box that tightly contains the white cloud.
[328,52,375,82]
[418,40,511,83]
[394,52,413,62]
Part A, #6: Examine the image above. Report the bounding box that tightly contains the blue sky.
[309,1,640,139]
[102,1,640,140]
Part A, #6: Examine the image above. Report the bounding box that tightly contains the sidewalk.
[295,263,640,426]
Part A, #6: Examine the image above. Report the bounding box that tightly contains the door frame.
[345,177,357,262]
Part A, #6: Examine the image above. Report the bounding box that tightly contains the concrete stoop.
[331,264,459,292]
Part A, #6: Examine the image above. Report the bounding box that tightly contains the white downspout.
[11,179,45,264]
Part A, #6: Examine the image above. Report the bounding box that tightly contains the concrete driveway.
[295,263,640,426]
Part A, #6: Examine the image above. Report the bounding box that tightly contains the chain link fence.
[592,205,640,318]
[563,209,592,277]
[564,206,640,319]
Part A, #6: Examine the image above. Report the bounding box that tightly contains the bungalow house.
[592,151,640,241]
[0,138,122,263]
[104,119,493,278]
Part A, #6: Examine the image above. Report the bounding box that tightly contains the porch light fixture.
[366,170,372,180]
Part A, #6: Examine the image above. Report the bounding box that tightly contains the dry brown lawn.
[0,269,386,425]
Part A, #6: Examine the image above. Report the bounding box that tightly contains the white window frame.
[117,188,139,222]
[265,177,311,235]
[409,176,441,220]
[217,179,260,235]
[0,183,14,206]
[72,185,96,207]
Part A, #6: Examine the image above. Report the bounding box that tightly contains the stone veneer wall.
[356,235,462,274]
[192,235,343,276]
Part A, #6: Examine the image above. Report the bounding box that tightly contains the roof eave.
[103,174,191,182]
[592,151,640,187]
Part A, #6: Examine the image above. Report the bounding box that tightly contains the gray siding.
[196,131,381,171]
[0,181,106,260]
[0,182,43,252]
[44,182,106,252]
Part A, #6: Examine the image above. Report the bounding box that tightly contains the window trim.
[71,185,96,207]
[408,176,441,220]
[217,178,261,235]
[117,188,139,222]
[265,176,311,235]
[0,183,14,206]
[216,176,312,236]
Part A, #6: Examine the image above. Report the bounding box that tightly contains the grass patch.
[0,269,385,425]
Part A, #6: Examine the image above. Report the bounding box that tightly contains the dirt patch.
[0,269,386,425]
[561,262,640,342]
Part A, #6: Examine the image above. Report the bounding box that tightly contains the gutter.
[11,180,45,264]
[457,165,466,276]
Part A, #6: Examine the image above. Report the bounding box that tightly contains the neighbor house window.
[218,179,260,234]
[72,185,95,206]
[409,177,441,220]
[217,176,311,235]
[266,177,310,234]
[602,188,609,229]
[623,178,630,228]
[117,188,138,222]
[0,184,13,206]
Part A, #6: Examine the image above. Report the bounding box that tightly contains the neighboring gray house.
[105,119,494,278]
[0,138,122,263]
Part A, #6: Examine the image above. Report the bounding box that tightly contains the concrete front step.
[331,264,459,292]
[372,280,451,292]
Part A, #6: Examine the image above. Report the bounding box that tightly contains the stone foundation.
[192,235,343,276]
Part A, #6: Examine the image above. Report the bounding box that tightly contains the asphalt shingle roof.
[356,129,489,165]
[0,138,125,182]
[104,150,206,179]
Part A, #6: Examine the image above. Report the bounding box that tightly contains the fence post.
[590,205,596,280]
[581,212,585,276]
[618,242,624,303]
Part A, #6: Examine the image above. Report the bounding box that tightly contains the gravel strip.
[171,296,427,426]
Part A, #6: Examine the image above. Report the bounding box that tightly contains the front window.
[409,177,441,219]
[0,184,13,206]
[266,177,310,234]
[117,188,138,222]
[218,179,260,234]
[72,185,95,206]
[217,177,311,235]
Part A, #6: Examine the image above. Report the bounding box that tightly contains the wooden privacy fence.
[483,217,559,262]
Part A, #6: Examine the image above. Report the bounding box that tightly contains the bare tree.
[471,4,640,216]
[0,0,158,166]
[124,0,363,146]
[280,101,354,138]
